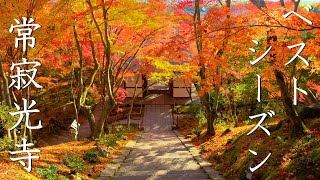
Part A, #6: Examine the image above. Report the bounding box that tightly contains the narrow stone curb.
[97,132,143,180]
[173,130,225,180]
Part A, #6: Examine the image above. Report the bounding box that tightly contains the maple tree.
[65,0,175,139]
[245,0,320,134]
[0,0,319,178]
[0,0,319,141]
[0,0,177,140]
[161,0,320,136]
[162,0,239,135]
[0,0,71,143]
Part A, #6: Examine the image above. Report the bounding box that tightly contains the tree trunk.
[200,83,219,136]
[274,70,305,134]
[193,0,215,135]
[28,127,33,143]
[80,103,114,139]
[201,93,215,135]
[7,128,11,139]
[232,90,239,127]
[0,58,17,142]
[207,110,215,134]
[0,58,11,107]
[304,88,319,104]
[93,102,114,139]
[0,80,4,102]
[13,129,17,145]
[80,105,96,138]
[250,0,306,135]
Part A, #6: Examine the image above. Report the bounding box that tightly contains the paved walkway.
[114,131,211,179]
[110,94,224,180]
[143,104,172,132]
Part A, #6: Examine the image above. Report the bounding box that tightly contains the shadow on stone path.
[114,131,212,180]
[108,94,224,180]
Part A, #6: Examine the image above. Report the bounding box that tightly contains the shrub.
[192,126,202,137]
[99,134,118,147]
[0,136,14,151]
[178,103,201,117]
[114,124,126,139]
[0,104,19,130]
[36,165,67,180]
[84,150,99,163]
[214,117,229,127]
[63,153,85,172]
[191,111,206,137]
[195,111,207,125]
[200,143,208,153]
[243,119,254,125]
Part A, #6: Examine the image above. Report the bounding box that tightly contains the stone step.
[114,175,150,180]
[116,170,210,179]
[154,173,210,179]
[117,163,202,172]
[115,174,210,180]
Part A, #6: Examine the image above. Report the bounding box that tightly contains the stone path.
[114,131,213,180]
[104,94,225,180]
[143,105,172,132]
